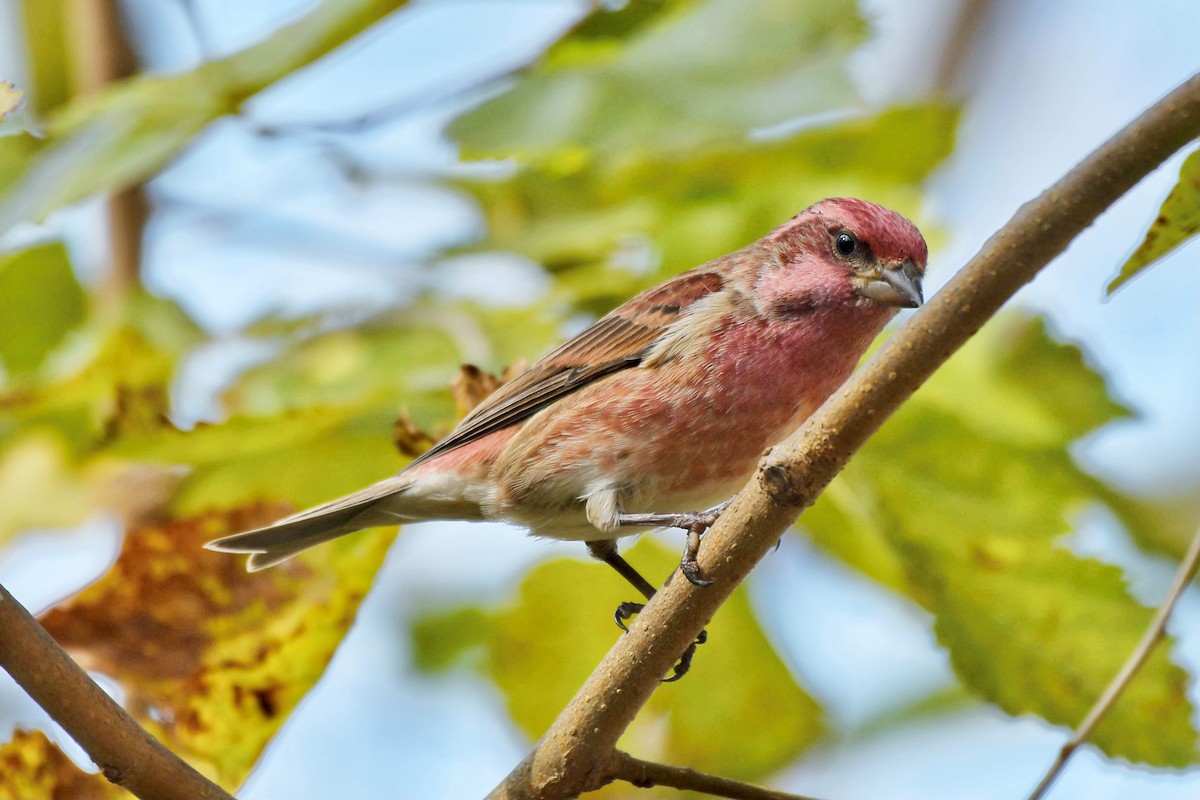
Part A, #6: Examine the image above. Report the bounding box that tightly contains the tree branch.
[1025,521,1200,800]
[611,751,827,800]
[0,583,235,800]
[487,72,1200,799]
[67,0,148,308]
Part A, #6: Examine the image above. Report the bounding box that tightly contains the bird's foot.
[615,498,733,534]
[613,601,708,682]
[616,498,733,587]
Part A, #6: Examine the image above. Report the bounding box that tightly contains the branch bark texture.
[0,583,235,800]
[488,72,1200,799]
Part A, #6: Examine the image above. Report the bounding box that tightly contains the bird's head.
[752,197,927,319]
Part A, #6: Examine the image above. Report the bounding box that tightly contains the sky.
[0,0,1198,798]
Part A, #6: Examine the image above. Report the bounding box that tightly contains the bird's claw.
[612,601,708,682]
[614,601,643,633]
[664,629,708,682]
[679,523,714,587]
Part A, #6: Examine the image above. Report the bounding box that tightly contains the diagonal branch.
[1025,522,1200,800]
[611,750,827,800]
[487,72,1200,800]
[0,582,235,800]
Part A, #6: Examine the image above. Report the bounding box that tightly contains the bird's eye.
[835,232,858,257]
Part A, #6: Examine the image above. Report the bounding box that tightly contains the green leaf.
[906,532,1194,767]
[462,103,958,309]
[559,0,696,46]
[0,324,175,454]
[0,243,85,374]
[411,539,824,780]
[16,0,70,114]
[451,0,867,163]
[0,298,202,544]
[805,317,1198,766]
[221,320,461,418]
[0,0,413,232]
[1108,148,1200,293]
[411,606,491,673]
[130,404,413,515]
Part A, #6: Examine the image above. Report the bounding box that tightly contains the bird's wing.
[408,268,727,468]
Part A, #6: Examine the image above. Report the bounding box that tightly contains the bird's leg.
[586,539,657,602]
[585,539,706,682]
[615,497,734,587]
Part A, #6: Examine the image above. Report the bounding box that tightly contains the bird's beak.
[858,260,923,309]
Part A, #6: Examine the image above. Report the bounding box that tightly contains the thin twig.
[611,751,827,800]
[0,583,235,800]
[1025,523,1200,800]
[487,72,1200,800]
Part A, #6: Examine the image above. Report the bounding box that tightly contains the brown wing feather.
[408,269,726,468]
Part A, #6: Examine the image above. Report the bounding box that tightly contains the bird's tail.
[205,476,414,571]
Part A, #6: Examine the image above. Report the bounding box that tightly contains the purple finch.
[209,197,925,606]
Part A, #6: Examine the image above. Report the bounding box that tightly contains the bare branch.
[0,583,235,800]
[488,72,1200,800]
[611,751,827,800]
[1025,522,1200,800]
[67,0,148,306]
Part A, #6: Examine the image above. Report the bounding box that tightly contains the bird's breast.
[491,310,880,529]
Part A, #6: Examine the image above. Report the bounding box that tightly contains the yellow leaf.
[39,504,397,789]
[0,729,126,800]
[413,539,824,781]
[0,81,23,120]
[1108,148,1200,293]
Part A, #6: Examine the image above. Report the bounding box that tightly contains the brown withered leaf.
[451,361,528,416]
[39,503,396,789]
[451,364,502,415]
[392,412,437,458]
[394,361,529,457]
[0,729,126,800]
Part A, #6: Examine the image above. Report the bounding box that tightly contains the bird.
[207,197,926,676]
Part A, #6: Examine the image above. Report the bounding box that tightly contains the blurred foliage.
[0,243,84,375]
[461,104,956,311]
[0,0,1196,793]
[0,729,126,800]
[0,0,412,233]
[16,0,70,114]
[1108,148,1200,293]
[807,319,1197,765]
[452,0,865,164]
[413,539,824,783]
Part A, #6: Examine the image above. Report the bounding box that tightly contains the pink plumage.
[207,198,927,570]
